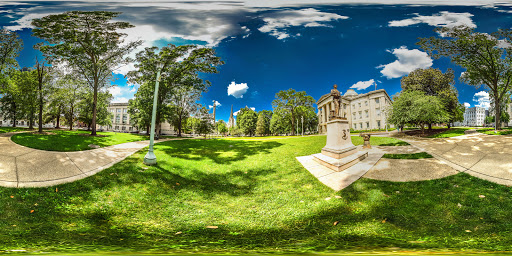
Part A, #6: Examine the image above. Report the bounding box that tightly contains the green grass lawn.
[0,126,28,133]
[11,130,149,151]
[476,127,512,135]
[2,136,510,253]
[427,128,473,138]
[382,152,433,159]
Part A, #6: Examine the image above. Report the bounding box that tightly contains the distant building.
[317,88,392,133]
[508,103,512,127]
[462,106,487,127]
[99,103,174,134]
[227,105,235,128]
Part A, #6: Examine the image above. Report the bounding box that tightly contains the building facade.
[462,106,487,127]
[99,103,176,134]
[317,88,392,133]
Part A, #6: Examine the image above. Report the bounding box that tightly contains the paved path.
[0,132,182,188]
[400,133,512,186]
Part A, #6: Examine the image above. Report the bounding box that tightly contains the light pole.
[144,61,164,165]
[301,116,304,136]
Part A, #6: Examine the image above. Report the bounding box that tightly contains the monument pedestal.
[314,118,368,172]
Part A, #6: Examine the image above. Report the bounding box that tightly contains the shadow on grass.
[158,139,284,164]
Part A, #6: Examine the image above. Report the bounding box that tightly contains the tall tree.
[0,29,23,75]
[35,58,53,132]
[401,68,463,129]
[419,26,512,132]
[215,119,228,136]
[127,44,223,137]
[270,108,291,135]
[0,71,22,127]
[77,90,113,130]
[236,107,258,136]
[11,69,38,129]
[168,87,200,137]
[32,11,142,135]
[272,89,315,136]
[387,90,449,134]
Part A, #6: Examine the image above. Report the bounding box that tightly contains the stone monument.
[313,84,368,172]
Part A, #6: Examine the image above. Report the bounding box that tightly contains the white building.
[317,88,392,133]
[99,103,175,134]
[463,106,487,127]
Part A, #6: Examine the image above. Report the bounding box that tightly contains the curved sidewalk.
[0,133,182,188]
[401,133,512,186]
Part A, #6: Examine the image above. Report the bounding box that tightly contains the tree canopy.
[418,26,512,131]
[237,107,258,136]
[32,11,142,135]
[272,89,315,136]
[401,68,464,128]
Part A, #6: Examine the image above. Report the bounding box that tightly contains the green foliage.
[77,90,113,129]
[401,68,464,126]
[477,127,512,135]
[387,90,449,133]
[272,89,315,136]
[47,73,87,130]
[11,130,148,151]
[215,120,228,135]
[195,107,214,138]
[427,128,473,138]
[418,26,512,129]
[127,44,223,136]
[0,29,23,75]
[236,107,258,136]
[7,137,511,253]
[32,11,142,135]
[270,108,291,135]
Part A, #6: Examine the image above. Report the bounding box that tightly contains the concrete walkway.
[0,132,181,188]
[401,133,512,186]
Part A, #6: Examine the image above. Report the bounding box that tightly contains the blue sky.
[2,0,512,122]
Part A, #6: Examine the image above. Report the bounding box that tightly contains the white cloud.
[377,46,433,79]
[208,100,222,109]
[350,79,375,90]
[112,97,129,103]
[227,81,249,98]
[233,107,255,116]
[473,91,490,109]
[108,85,136,103]
[4,12,58,31]
[464,102,471,108]
[258,8,348,40]
[388,11,476,28]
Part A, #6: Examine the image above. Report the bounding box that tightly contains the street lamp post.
[143,61,164,165]
[301,116,304,136]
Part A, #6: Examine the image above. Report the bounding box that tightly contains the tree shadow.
[157,139,283,164]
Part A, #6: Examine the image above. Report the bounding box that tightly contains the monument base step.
[313,151,368,172]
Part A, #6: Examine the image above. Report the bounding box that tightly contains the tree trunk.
[38,86,43,133]
[178,117,182,137]
[428,123,432,130]
[56,115,60,129]
[69,106,74,131]
[12,104,16,127]
[29,111,34,130]
[91,79,98,136]
[447,123,451,129]
[291,111,296,136]
[421,124,425,135]
[495,100,501,133]
[146,125,150,135]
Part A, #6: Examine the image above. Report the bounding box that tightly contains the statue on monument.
[330,84,343,119]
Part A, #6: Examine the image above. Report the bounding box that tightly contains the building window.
[353,112,356,119]
[354,124,357,129]
[365,101,368,106]
[376,108,381,116]
[129,127,133,131]
[358,103,361,108]
[117,109,121,113]
[352,104,355,109]
[360,123,363,129]
[115,115,120,124]
[0,121,2,125]
[366,122,369,128]
[122,115,127,124]
[377,120,381,128]
[375,98,380,104]
[359,111,362,119]
[122,126,126,131]
[115,126,119,130]
[365,110,368,118]
[123,108,127,113]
